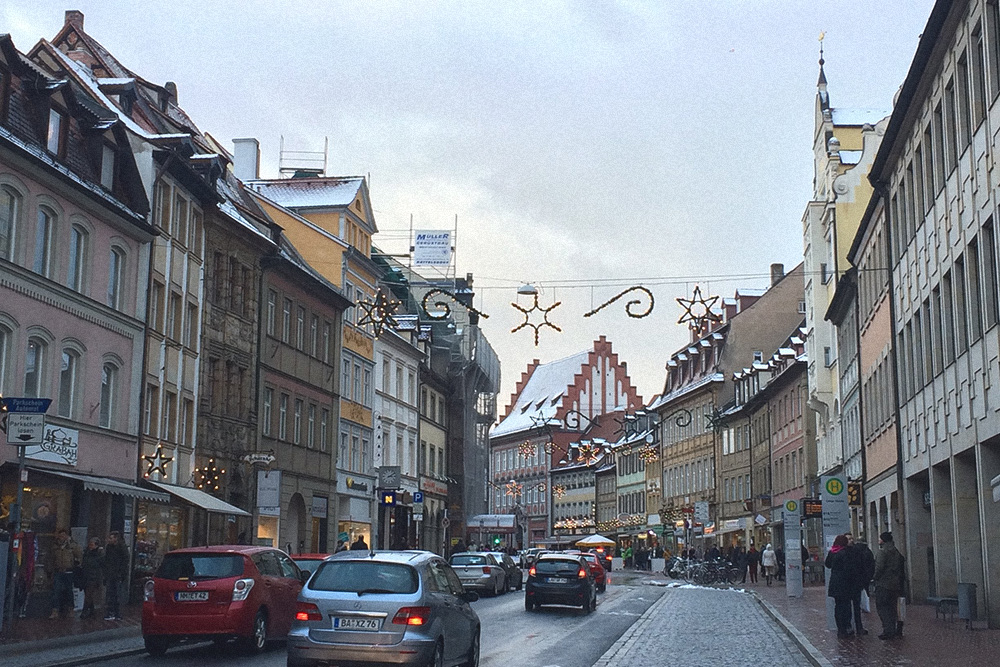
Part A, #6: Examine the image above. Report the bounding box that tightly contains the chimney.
[233,138,260,181]
[770,263,785,287]
[165,81,178,105]
[65,10,84,31]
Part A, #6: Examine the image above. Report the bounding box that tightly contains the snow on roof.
[736,288,765,297]
[648,373,724,410]
[96,77,134,86]
[838,150,863,165]
[248,178,363,210]
[490,350,591,438]
[831,108,890,126]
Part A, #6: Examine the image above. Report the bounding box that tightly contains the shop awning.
[145,480,250,516]
[28,467,170,503]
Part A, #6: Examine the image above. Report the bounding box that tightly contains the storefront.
[336,476,373,549]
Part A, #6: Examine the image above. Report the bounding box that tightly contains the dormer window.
[47,107,65,156]
[100,144,116,189]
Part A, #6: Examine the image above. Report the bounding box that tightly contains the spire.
[817,31,827,89]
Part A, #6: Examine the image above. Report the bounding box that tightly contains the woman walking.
[747,545,759,583]
[761,543,777,586]
[826,534,855,638]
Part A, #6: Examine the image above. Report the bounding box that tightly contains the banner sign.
[782,499,803,598]
[257,470,281,516]
[413,230,452,266]
[311,495,328,519]
[25,425,78,466]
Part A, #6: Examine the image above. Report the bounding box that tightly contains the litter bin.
[957,582,977,622]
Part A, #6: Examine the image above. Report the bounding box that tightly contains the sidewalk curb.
[751,591,833,667]
[593,587,671,667]
[38,646,147,667]
[2,626,141,657]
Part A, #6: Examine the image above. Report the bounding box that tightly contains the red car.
[576,552,608,592]
[291,553,333,578]
[142,545,308,656]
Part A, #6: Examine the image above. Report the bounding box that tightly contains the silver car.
[448,552,506,596]
[287,551,480,667]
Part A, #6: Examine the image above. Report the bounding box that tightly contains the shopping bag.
[897,596,906,621]
[860,588,870,613]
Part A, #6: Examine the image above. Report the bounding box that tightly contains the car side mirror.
[299,570,311,584]
[460,590,479,603]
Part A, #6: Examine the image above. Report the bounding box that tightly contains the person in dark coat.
[102,531,129,621]
[872,532,906,639]
[80,538,104,619]
[825,534,854,637]
[734,546,748,583]
[747,545,759,583]
[849,536,875,635]
[350,535,369,551]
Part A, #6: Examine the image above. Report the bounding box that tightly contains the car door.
[251,551,283,636]
[274,551,305,635]
[433,561,473,663]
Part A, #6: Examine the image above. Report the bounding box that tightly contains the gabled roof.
[490,350,590,439]
[248,177,365,210]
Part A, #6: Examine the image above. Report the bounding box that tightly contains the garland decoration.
[676,285,722,334]
[421,288,490,321]
[356,290,401,338]
[583,286,654,319]
[511,293,562,346]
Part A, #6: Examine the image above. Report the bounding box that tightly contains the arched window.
[107,246,125,308]
[0,324,10,395]
[0,185,20,261]
[34,206,55,277]
[67,224,88,291]
[23,337,46,397]
[100,362,118,429]
[58,348,80,418]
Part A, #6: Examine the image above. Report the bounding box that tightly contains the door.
[275,551,305,635]
[251,552,284,637]
[437,561,474,662]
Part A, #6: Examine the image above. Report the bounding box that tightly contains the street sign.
[413,512,423,521]
[5,414,45,445]
[380,491,397,506]
[847,482,862,507]
[1,397,52,413]
[441,517,451,528]
[802,497,822,518]
[694,501,709,524]
[413,491,424,504]
[378,466,401,490]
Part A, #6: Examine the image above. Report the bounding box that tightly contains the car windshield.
[294,559,325,574]
[310,561,419,594]
[580,554,597,564]
[450,554,487,566]
[536,559,582,575]
[157,553,244,581]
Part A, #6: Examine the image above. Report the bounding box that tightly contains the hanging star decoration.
[517,440,535,458]
[356,290,401,339]
[143,443,174,478]
[511,293,562,346]
[529,412,555,440]
[505,480,523,497]
[195,458,226,493]
[577,443,604,466]
[638,445,659,464]
[676,285,722,334]
[705,407,727,434]
[552,484,567,499]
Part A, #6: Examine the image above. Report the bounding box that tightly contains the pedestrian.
[453,538,467,555]
[103,530,129,621]
[826,534,855,637]
[761,543,777,586]
[872,532,906,640]
[46,528,82,619]
[776,546,786,581]
[623,544,633,569]
[80,537,104,619]
[735,546,748,583]
[747,545,759,583]
[350,535,369,551]
[707,544,721,561]
[848,535,873,636]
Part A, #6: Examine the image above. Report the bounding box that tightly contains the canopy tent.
[575,534,616,547]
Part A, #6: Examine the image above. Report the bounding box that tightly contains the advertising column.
[821,475,850,630]
[782,500,803,598]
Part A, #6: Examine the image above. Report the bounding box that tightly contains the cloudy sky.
[5,1,935,409]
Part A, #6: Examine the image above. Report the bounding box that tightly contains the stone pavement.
[595,582,811,667]
[753,580,1000,667]
[1,603,144,667]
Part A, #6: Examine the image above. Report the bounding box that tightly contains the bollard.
[957,582,977,624]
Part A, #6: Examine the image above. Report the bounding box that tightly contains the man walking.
[46,528,82,619]
[872,532,906,639]
[103,531,129,621]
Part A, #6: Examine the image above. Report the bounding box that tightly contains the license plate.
[175,591,209,601]
[334,617,381,631]
[547,577,568,584]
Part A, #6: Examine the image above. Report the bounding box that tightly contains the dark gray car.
[287,551,480,667]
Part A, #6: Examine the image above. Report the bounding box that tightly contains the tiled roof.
[490,350,591,439]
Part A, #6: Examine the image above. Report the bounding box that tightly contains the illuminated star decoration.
[143,443,174,478]
[505,480,523,497]
[518,441,535,458]
[356,290,401,339]
[195,458,226,493]
[552,484,567,499]
[577,443,604,466]
[511,293,562,346]
[638,446,659,464]
[676,285,722,334]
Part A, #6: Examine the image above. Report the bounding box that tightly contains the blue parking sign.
[414,491,424,503]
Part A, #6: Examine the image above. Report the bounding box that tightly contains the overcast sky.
[5,1,936,410]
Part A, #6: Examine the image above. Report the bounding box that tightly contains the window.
[310,315,319,356]
[344,283,354,325]
[262,388,273,436]
[163,391,176,442]
[282,299,292,343]
[278,393,289,440]
[34,207,53,276]
[99,362,117,428]
[954,255,969,351]
[150,281,164,331]
[186,303,198,348]
[972,24,987,128]
[363,368,372,407]
[67,224,86,291]
[266,290,277,336]
[294,399,303,444]
[145,384,159,436]
[107,247,124,309]
[307,404,316,448]
[0,326,9,396]
[174,194,189,248]
[984,220,1000,328]
[0,185,19,261]
[320,408,329,452]
[167,292,181,341]
[57,349,79,418]
[100,144,116,190]
[945,79,958,171]
[322,322,331,363]
[181,398,193,446]
[296,306,305,350]
[967,238,984,341]
[957,52,971,149]
[23,337,46,397]
[342,357,351,400]
[46,108,64,155]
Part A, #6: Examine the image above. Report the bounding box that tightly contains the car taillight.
[482,566,491,575]
[143,579,155,602]
[232,578,255,602]
[295,602,322,622]
[578,569,587,578]
[528,567,536,577]
[392,606,430,626]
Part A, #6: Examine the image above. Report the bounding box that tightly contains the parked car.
[577,552,607,592]
[142,545,308,656]
[522,548,548,569]
[287,550,480,667]
[486,552,523,591]
[590,546,613,571]
[291,553,332,577]
[449,552,507,596]
[525,554,597,613]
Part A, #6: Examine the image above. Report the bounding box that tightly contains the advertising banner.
[257,470,281,517]
[821,475,850,629]
[25,425,78,466]
[782,499,803,598]
[413,230,452,266]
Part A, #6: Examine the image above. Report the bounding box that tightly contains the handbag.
[860,588,870,613]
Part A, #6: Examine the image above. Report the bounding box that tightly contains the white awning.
[29,467,169,503]
[145,480,250,516]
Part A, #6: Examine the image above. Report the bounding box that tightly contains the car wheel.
[494,578,502,596]
[242,609,268,654]
[426,640,444,667]
[144,636,170,657]
[517,575,523,591]
[464,630,480,667]
[598,582,606,593]
[524,597,534,612]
